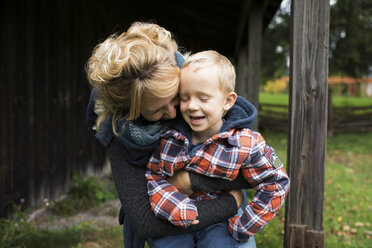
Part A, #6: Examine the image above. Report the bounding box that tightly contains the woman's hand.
[190,219,200,225]
[228,189,242,209]
[167,170,193,195]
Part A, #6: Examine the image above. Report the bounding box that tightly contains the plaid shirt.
[146,128,290,241]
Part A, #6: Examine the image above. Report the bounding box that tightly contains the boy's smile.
[188,115,206,125]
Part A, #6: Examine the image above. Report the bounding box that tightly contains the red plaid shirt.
[146,128,290,241]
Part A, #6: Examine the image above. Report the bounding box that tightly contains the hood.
[220,96,257,132]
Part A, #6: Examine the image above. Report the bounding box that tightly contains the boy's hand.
[167,169,193,195]
[229,189,242,209]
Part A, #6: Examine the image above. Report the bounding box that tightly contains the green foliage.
[261,0,372,83]
[263,79,288,94]
[0,202,32,248]
[330,0,372,77]
[261,9,290,83]
[50,173,117,215]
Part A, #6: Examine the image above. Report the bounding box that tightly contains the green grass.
[23,223,123,248]
[332,95,372,107]
[259,92,372,107]
[260,93,289,105]
[253,131,372,248]
[1,207,124,248]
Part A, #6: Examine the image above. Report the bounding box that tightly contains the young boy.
[146,50,290,247]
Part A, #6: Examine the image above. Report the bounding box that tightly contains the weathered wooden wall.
[0,0,111,216]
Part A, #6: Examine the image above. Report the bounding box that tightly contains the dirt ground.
[28,197,122,230]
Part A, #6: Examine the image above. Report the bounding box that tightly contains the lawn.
[260,92,372,107]
[253,131,372,248]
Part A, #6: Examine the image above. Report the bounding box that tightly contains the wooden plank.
[289,224,306,248]
[0,0,107,217]
[247,2,262,109]
[285,0,330,247]
[236,46,248,97]
[246,2,263,130]
[0,0,14,216]
[305,230,324,248]
[234,0,252,57]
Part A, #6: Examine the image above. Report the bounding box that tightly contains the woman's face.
[140,90,179,122]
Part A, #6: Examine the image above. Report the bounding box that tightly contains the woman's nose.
[164,104,177,119]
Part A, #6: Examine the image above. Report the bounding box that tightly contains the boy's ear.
[223,92,238,111]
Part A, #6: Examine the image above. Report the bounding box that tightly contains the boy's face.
[179,66,234,141]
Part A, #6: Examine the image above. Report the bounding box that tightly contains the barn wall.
[0,0,117,216]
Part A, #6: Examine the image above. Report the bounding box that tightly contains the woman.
[86,22,256,247]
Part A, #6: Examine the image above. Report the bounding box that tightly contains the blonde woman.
[86,22,255,248]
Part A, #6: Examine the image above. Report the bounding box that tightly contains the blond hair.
[181,50,236,94]
[86,22,179,134]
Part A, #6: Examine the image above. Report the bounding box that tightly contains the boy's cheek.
[180,103,187,114]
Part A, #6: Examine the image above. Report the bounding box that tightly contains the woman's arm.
[107,137,238,238]
[167,169,251,195]
[190,172,251,192]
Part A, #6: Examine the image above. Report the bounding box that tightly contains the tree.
[261,9,290,84]
[261,0,372,82]
[329,0,372,77]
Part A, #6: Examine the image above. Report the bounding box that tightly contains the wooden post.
[289,224,306,248]
[246,2,263,129]
[284,0,330,247]
[305,230,325,248]
[233,0,251,98]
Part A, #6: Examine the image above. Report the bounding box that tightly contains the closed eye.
[150,109,161,114]
[180,96,189,102]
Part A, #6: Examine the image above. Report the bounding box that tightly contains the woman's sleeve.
[189,171,251,193]
[107,137,238,238]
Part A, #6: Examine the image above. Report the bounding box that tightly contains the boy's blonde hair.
[86,22,179,133]
[181,50,236,94]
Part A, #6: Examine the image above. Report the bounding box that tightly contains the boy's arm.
[228,135,290,241]
[146,169,198,228]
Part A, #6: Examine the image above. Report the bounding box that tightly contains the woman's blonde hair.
[86,22,179,133]
[181,50,236,94]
